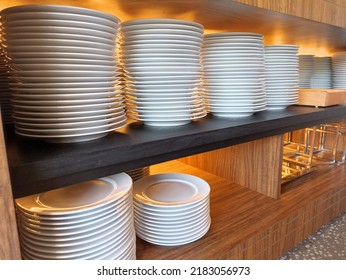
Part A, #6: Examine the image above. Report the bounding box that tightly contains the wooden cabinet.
[1,0,346,260]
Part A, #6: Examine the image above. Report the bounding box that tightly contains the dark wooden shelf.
[5,104,346,198]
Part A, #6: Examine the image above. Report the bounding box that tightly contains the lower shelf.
[136,160,346,259]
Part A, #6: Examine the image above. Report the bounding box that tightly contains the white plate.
[133,173,210,207]
[11,75,120,83]
[2,19,117,34]
[6,45,115,57]
[123,28,203,37]
[121,48,200,56]
[122,18,202,29]
[10,58,117,67]
[122,33,203,41]
[2,12,118,28]
[15,115,125,129]
[4,38,115,51]
[0,4,119,22]
[12,96,122,106]
[11,86,121,95]
[10,63,117,71]
[12,70,117,78]
[121,43,201,51]
[123,57,200,63]
[3,32,115,45]
[121,38,201,47]
[17,194,130,225]
[136,219,210,246]
[16,173,132,215]
[205,32,262,38]
[6,52,117,62]
[13,107,124,118]
[2,26,117,41]
[121,22,202,33]
[124,61,201,68]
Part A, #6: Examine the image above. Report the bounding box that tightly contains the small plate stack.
[0,33,12,124]
[15,173,136,260]
[311,56,332,89]
[264,45,299,110]
[202,32,266,118]
[120,19,207,127]
[298,54,314,88]
[126,166,150,181]
[0,5,126,142]
[133,173,210,246]
[332,52,346,89]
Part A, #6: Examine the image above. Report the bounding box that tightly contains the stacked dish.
[332,52,346,89]
[311,56,332,89]
[126,166,150,181]
[133,173,211,246]
[0,5,126,142]
[120,19,206,127]
[0,32,12,124]
[264,45,299,110]
[15,173,136,260]
[202,32,266,118]
[298,54,314,88]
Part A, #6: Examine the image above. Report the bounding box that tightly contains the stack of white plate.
[15,173,136,260]
[332,52,346,89]
[298,54,314,88]
[126,166,150,181]
[0,5,127,142]
[120,19,207,127]
[0,32,12,124]
[133,173,210,246]
[264,45,299,110]
[311,56,332,88]
[202,32,266,118]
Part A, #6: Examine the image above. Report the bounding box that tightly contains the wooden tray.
[298,89,346,107]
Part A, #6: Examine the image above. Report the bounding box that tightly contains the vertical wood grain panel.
[0,115,21,260]
[180,135,283,199]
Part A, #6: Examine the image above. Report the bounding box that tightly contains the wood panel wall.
[233,0,346,28]
[180,135,283,199]
[0,114,21,260]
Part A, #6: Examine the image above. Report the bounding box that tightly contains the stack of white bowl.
[133,173,210,246]
[332,52,346,89]
[264,45,299,110]
[202,32,266,118]
[120,19,206,127]
[298,54,314,88]
[0,5,126,142]
[126,166,150,181]
[15,173,135,260]
[0,32,13,124]
[311,56,332,89]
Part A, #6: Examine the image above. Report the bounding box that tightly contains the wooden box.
[298,89,346,107]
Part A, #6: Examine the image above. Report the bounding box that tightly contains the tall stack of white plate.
[120,19,207,127]
[264,45,299,110]
[332,52,346,89]
[133,173,210,246]
[311,56,332,89]
[202,32,266,118]
[15,173,136,260]
[0,5,127,142]
[0,32,12,124]
[298,54,314,88]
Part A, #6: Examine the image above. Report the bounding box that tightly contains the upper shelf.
[1,0,346,54]
[5,104,346,198]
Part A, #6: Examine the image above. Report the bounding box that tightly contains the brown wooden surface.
[180,135,283,199]
[135,160,346,260]
[1,0,346,54]
[298,89,346,107]
[0,114,21,260]
[233,0,346,28]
